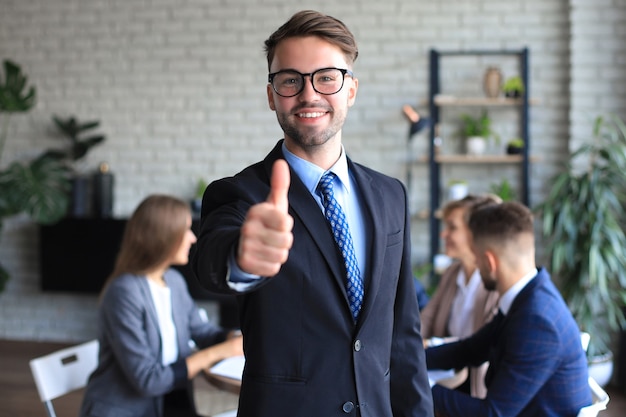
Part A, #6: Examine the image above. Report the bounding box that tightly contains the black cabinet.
[39,217,239,327]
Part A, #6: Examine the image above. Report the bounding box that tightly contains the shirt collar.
[281,142,351,195]
[498,268,537,315]
[455,268,481,291]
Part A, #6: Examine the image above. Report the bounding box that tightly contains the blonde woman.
[79,195,242,417]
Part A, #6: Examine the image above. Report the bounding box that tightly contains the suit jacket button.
[354,339,362,351]
[342,401,354,413]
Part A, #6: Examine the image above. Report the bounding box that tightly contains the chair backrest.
[580,332,591,352]
[29,340,99,417]
[576,376,610,417]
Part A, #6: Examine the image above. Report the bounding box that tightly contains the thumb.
[267,159,290,213]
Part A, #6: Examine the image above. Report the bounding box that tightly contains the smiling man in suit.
[191,9,433,417]
[426,202,591,417]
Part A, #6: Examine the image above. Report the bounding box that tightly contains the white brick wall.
[569,0,626,152]
[0,0,623,341]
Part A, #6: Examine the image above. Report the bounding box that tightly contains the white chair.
[29,340,99,417]
[577,376,610,417]
[580,332,591,352]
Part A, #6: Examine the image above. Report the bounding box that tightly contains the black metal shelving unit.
[427,48,531,264]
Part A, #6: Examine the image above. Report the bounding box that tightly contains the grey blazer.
[79,269,228,417]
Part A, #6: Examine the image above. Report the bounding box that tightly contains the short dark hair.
[468,201,534,249]
[264,10,359,71]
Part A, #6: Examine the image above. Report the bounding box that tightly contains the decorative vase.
[69,175,92,218]
[466,136,487,155]
[483,67,502,98]
[93,162,114,218]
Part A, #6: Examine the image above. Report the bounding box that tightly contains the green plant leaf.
[0,60,36,112]
[536,114,626,356]
[51,115,106,163]
[0,155,71,224]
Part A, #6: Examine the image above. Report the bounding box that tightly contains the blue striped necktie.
[317,172,363,320]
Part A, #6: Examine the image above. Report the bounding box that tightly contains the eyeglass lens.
[271,68,348,97]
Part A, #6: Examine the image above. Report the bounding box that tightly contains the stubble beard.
[481,271,497,291]
[277,106,347,150]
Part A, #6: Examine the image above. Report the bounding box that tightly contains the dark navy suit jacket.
[426,268,592,417]
[192,140,433,417]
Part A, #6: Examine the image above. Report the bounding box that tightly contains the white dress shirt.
[147,278,178,365]
[447,268,483,338]
[498,268,538,315]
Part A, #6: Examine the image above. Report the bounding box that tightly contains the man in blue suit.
[426,202,591,417]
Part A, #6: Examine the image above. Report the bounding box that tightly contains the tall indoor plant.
[0,59,72,291]
[536,115,626,363]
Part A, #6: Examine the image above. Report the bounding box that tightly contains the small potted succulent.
[502,76,525,98]
[506,138,524,155]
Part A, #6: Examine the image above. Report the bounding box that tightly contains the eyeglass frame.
[267,67,354,98]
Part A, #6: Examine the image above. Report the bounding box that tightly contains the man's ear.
[267,84,276,110]
[347,77,358,107]
[484,249,498,275]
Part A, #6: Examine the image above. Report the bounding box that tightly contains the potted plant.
[502,76,525,98]
[489,178,516,201]
[0,59,72,291]
[447,179,468,201]
[47,115,107,216]
[535,114,626,386]
[460,110,498,155]
[506,138,524,155]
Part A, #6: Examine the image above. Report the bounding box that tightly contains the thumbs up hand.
[237,159,294,277]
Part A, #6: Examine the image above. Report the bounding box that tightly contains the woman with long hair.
[79,195,242,417]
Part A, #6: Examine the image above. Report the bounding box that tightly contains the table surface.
[203,358,467,396]
[203,369,241,395]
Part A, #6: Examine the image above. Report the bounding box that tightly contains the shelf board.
[414,154,538,164]
[431,95,538,107]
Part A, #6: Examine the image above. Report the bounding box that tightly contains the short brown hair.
[264,10,359,71]
[468,201,534,249]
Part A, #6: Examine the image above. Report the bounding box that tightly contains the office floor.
[0,339,624,416]
[0,339,238,417]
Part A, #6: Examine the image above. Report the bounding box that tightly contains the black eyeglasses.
[268,67,354,98]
